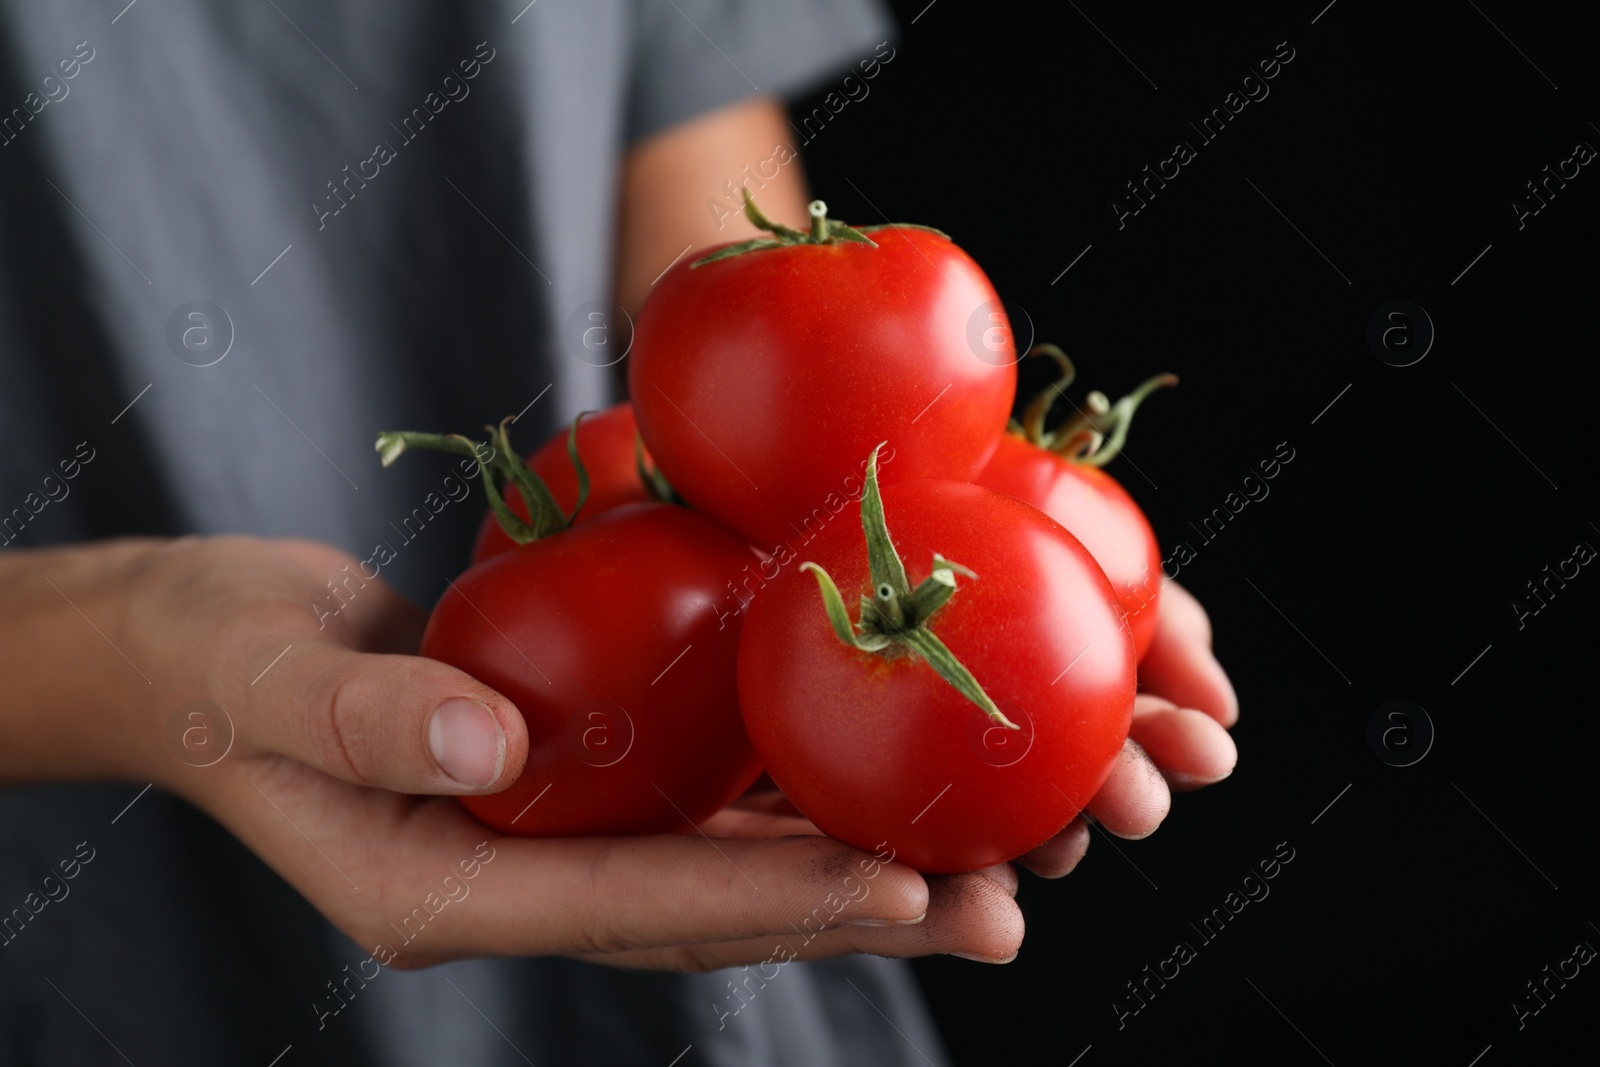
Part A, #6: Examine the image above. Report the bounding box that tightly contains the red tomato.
[471,403,655,564]
[630,200,1016,551]
[977,434,1163,660]
[736,477,1135,873]
[425,503,763,836]
[975,348,1175,661]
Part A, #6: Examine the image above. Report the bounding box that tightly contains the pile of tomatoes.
[380,194,1175,874]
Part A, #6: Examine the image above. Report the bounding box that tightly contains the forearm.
[614,96,811,318]
[0,538,163,785]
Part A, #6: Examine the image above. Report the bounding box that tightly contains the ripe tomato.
[426,503,763,836]
[471,403,656,564]
[630,196,1016,551]
[978,435,1162,659]
[737,462,1135,873]
[975,348,1174,661]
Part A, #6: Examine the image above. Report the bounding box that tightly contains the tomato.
[471,403,656,564]
[630,195,1016,551]
[977,435,1163,659]
[379,420,760,836]
[736,455,1135,873]
[975,347,1175,661]
[426,503,763,836]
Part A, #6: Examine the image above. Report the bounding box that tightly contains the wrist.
[0,538,171,786]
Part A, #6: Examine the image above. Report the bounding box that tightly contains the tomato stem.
[690,188,945,267]
[634,433,684,506]
[800,445,1018,730]
[375,414,595,545]
[1019,345,1076,444]
[808,200,830,242]
[1014,344,1177,468]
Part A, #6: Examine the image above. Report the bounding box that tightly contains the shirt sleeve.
[625,0,894,143]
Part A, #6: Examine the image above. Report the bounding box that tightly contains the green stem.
[1070,373,1178,468]
[868,583,909,632]
[635,434,684,506]
[690,188,944,267]
[901,554,973,621]
[801,563,873,648]
[376,430,537,543]
[860,443,910,600]
[375,430,482,468]
[487,419,566,537]
[1012,345,1177,468]
[1020,344,1075,443]
[901,628,1015,729]
[1049,391,1111,461]
[741,189,806,241]
[375,414,593,546]
[799,443,1017,729]
[808,200,829,242]
[561,417,591,524]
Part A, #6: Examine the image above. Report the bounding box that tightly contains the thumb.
[247,640,528,794]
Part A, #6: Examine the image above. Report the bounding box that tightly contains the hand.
[1008,581,1239,879]
[693,580,1237,955]
[65,536,1022,971]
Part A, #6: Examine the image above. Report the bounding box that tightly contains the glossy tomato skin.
[630,228,1017,551]
[737,481,1135,873]
[976,434,1164,661]
[427,503,763,836]
[471,403,654,564]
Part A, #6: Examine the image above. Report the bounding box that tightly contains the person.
[0,2,1238,1063]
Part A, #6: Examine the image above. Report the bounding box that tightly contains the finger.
[1084,738,1170,839]
[584,867,1025,971]
[199,760,942,975]
[697,805,819,840]
[1015,816,1091,879]
[1139,582,1238,726]
[723,783,807,820]
[1130,696,1237,791]
[243,640,528,795]
[456,833,934,957]
[972,861,1019,898]
[700,807,1014,900]
[1158,580,1212,643]
[704,804,1016,895]
[202,763,937,965]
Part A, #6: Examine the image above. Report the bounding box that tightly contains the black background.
[795,1,1597,1063]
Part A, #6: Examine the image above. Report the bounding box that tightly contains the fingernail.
[1207,656,1241,719]
[429,698,505,788]
[1168,767,1233,790]
[846,914,926,927]
[948,951,1017,964]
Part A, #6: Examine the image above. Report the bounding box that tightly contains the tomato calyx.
[376,416,592,544]
[1013,344,1177,468]
[691,188,950,267]
[634,432,684,507]
[799,444,1019,730]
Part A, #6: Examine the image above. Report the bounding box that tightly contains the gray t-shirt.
[0,2,951,1063]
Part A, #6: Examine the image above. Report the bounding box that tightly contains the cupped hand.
[1010,580,1239,879]
[108,536,1021,971]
